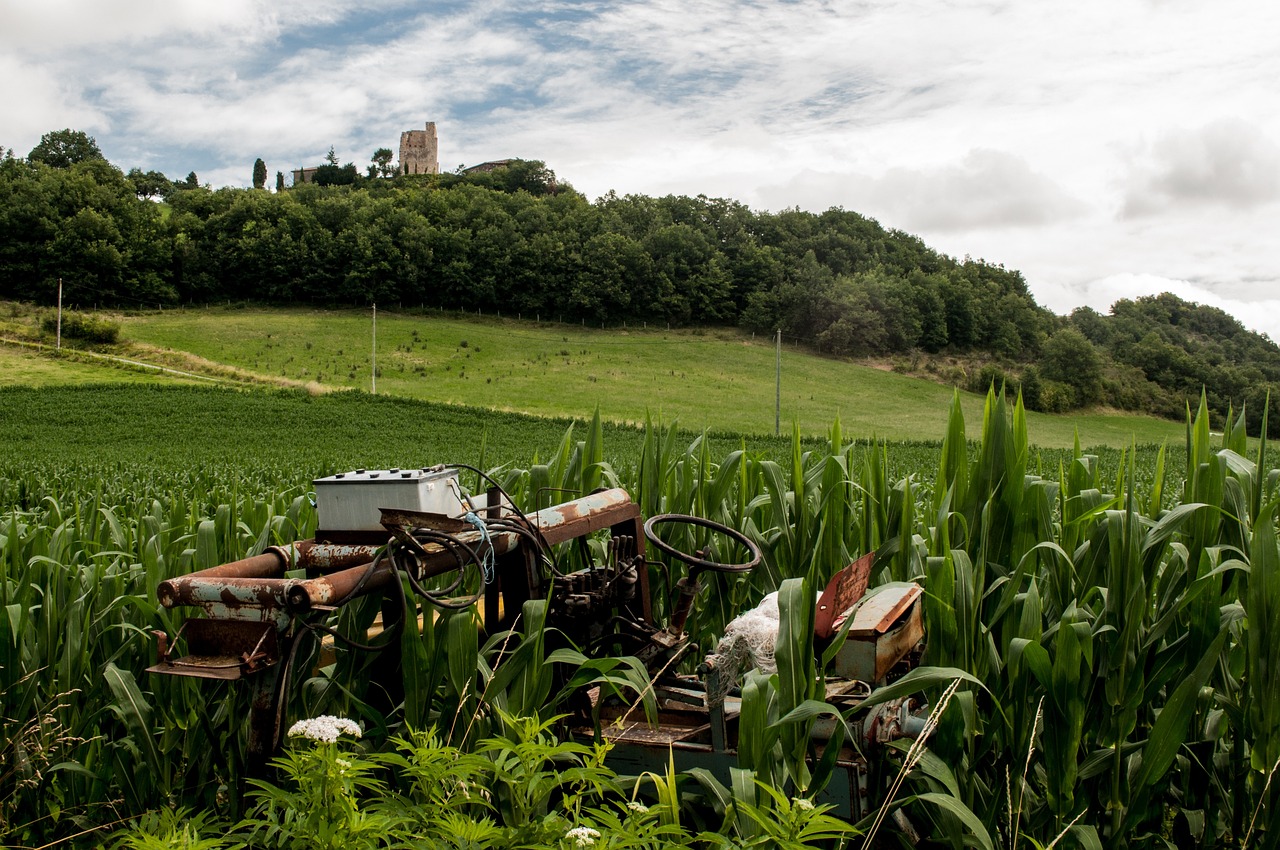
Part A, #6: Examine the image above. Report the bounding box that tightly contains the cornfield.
[2,385,1278,848]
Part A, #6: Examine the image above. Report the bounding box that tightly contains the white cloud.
[1044,272,1280,343]
[2,0,268,52]
[754,150,1087,231]
[1122,119,1280,217]
[0,56,109,152]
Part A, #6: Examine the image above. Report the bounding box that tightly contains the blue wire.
[463,511,496,584]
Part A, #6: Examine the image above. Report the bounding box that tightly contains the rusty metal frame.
[150,488,648,764]
[151,485,925,818]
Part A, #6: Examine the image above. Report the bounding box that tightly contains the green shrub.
[1037,378,1076,412]
[967,363,1008,395]
[1018,365,1043,411]
[41,310,120,343]
[941,365,967,387]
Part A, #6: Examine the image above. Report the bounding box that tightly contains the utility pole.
[371,303,377,395]
[56,278,63,350]
[775,329,781,437]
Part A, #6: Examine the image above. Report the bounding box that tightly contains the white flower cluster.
[626,801,649,814]
[566,826,601,847]
[287,715,363,743]
[792,797,815,812]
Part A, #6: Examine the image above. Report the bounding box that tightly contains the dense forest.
[3,129,1278,432]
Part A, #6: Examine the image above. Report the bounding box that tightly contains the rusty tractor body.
[150,467,925,818]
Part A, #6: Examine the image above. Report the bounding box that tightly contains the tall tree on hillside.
[252,158,267,189]
[183,171,200,189]
[276,171,285,192]
[1042,327,1103,407]
[370,148,395,178]
[127,167,172,200]
[29,129,104,168]
[314,161,358,186]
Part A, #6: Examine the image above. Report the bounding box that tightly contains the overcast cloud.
[3,0,1278,339]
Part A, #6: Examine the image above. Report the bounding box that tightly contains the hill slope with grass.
[1,303,1190,448]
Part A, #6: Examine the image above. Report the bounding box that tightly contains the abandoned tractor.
[150,465,927,818]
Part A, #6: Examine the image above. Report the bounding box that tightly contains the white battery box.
[313,467,469,534]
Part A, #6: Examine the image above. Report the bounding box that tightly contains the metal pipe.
[157,542,383,609]
[158,489,642,615]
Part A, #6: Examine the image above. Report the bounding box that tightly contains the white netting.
[712,591,783,674]
[703,592,786,704]
[703,591,831,704]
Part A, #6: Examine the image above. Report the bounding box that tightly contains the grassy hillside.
[113,305,1186,448]
[1,303,1192,448]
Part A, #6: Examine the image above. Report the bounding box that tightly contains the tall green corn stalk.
[0,483,314,845]
[10,394,1280,849]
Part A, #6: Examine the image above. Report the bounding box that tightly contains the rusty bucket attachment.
[147,619,280,681]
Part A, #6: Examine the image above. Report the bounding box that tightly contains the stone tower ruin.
[398,122,439,175]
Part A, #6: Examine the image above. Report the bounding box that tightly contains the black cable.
[393,527,486,609]
[299,546,408,652]
[444,462,566,577]
[484,517,560,577]
[449,463,547,544]
[393,530,469,596]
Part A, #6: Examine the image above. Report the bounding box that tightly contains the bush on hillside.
[1037,379,1076,414]
[41,311,119,344]
[1018,365,1043,411]
[968,363,1009,396]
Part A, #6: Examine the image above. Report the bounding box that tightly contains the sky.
[4,0,1279,339]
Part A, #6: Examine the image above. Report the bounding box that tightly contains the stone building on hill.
[461,159,514,175]
[290,122,440,185]
[399,122,439,175]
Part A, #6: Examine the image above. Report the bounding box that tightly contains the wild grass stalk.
[859,677,963,849]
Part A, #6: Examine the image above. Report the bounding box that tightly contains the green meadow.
[109,305,1187,449]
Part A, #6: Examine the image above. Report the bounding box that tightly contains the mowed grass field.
[106,305,1187,449]
[0,344,207,386]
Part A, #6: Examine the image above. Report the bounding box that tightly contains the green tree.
[497,159,557,195]
[276,171,285,192]
[126,168,172,201]
[1018,364,1044,410]
[1041,327,1103,407]
[1069,305,1111,346]
[182,171,199,189]
[28,129,104,168]
[314,162,358,186]
[252,158,267,190]
[369,148,395,178]
[572,232,646,321]
[0,157,176,305]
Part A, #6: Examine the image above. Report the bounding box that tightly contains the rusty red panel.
[293,540,383,571]
[155,490,643,618]
[846,584,922,637]
[148,619,279,681]
[157,575,289,614]
[532,488,640,546]
[832,586,925,683]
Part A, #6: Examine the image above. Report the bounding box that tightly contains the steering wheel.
[642,514,763,573]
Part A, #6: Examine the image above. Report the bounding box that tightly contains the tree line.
[3,129,1278,433]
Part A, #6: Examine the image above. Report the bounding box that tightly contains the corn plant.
[10,381,1280,848]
